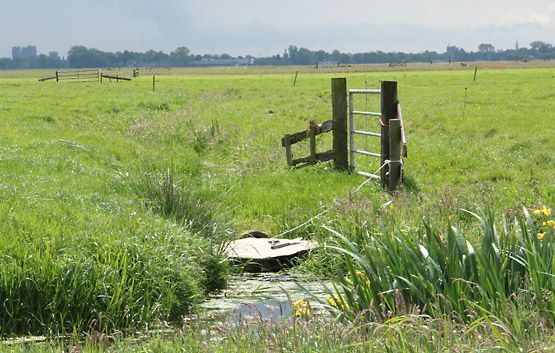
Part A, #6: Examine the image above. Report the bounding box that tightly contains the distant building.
[12,46,21,59]
[515,40,519,50]
[49,51,59,60]
[12,45,37,59]
[21,46,37,58]
[446,45,460,55]
[190,58,254,67]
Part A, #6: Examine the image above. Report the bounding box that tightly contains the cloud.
[1,0,555,57]
[500,12,553,27]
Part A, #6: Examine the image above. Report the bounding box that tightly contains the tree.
[170,47,192,66]
[530,41,548,50]
[478,43,495,53]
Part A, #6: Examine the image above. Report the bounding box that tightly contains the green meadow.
[1,66,554,350]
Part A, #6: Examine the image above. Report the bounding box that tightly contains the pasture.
[0,65,554,350]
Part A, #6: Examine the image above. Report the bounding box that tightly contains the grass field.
[0,64,554,349]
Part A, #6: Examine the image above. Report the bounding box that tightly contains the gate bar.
[353,130,381,137]
[352,149,381,158]
[356,171,380,179]
[352,110,381,116]
[350,89,381,94]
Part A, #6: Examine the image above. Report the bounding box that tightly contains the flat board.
[224,237,317,260]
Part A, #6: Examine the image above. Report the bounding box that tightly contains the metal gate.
[349,88,382,179]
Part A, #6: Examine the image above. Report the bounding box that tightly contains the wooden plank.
[291,149,333,166]
[380,81,398,188]
[388,119,402,191]
[224,237,317,260]
[38,76,57,82]
[286,129,309,145]
[332,78,348,170]
[101,74,131,81]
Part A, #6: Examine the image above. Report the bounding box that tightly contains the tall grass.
[0,170,232,337]
[0,215,209,336]
[6,313,555,352]
[133,169,229,237]
[325,206,555,330]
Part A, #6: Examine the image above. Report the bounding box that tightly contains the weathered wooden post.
[55,71,59,82]
[388,119,402,191]
[380,81,398,188]
[332,78,348,170]
[309,120,317,164]
[283,134,293,166]
[153,75,156,92]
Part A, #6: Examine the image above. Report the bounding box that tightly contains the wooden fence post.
[309,120,317,164]
[388,119,402,191]
[332,78,348,170]
[153,75,156,92]
[284,135,293,166]
[55,71,59,82]
[380,81,398,188]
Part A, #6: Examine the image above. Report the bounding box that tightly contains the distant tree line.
[0,54,65,70]
[255,42,555,65]
[1,41,555,70]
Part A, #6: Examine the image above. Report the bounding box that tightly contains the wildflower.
[548,220,555,229]
[293,299,311,318]
[538,232,546,241]
[534,206,552,217]
[325,295,337,307]
[355,270,371,288]
[388,203,396,212]
[325,294,350,311]
[440,234,446,242]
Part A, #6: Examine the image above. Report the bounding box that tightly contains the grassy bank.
[0,66,554,339]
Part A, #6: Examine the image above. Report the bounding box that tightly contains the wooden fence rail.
[100,73,132,82]
[56,69,99,82]
[281,120,334,167]
[281,78,406,192]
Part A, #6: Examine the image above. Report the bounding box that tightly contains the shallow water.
[201,273,332,322]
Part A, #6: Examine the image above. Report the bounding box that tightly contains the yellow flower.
[388,203,396,212]
[538,232,546,241]
[325,295,337,307]
[325,294,351,311]
[440,234,446,242]
[547,220,555,229]
[355,270,371,288]
[293,299,311,318]
[534,206,552,217]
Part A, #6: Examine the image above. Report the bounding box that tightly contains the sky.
[1,0,555,58]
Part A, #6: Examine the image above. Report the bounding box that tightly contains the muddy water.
[201,273,332,323]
